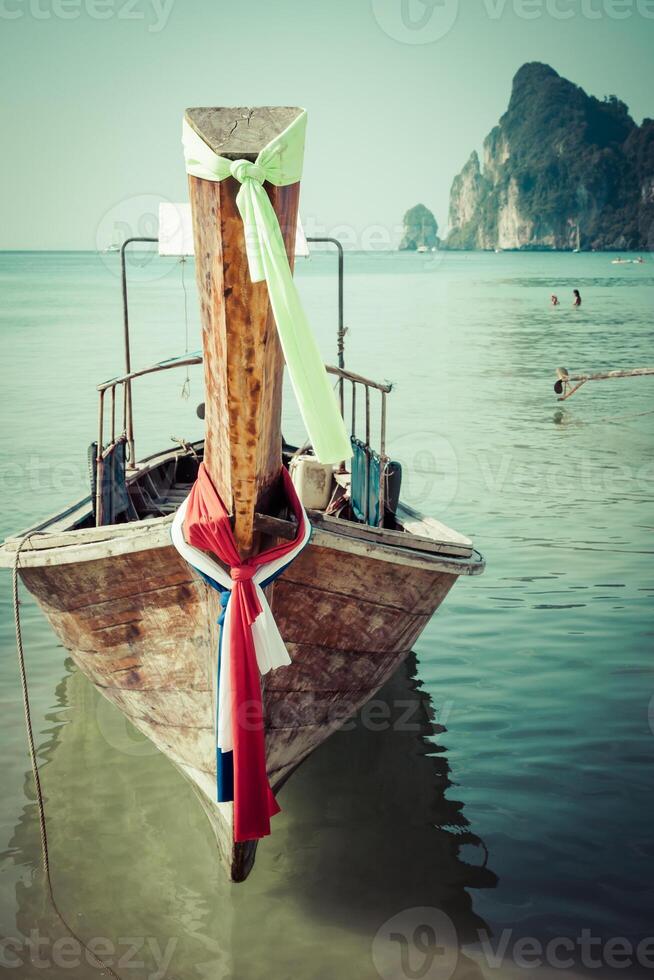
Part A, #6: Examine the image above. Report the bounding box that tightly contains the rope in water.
[12,536,123,980]
[594,408,654,424]
[558,408,654,425]
[180,256,191,401]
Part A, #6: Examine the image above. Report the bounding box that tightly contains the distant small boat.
[101,243,120,254]
[417,244,429,253]
[494,248,503,253]
[611,258,630,264]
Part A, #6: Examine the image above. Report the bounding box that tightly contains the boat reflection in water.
[258,651,497,978]
[4,651,496,980]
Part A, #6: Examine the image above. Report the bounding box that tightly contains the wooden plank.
[72,644,209,692]
[272,577,433,653]
[276,542,456,616]
[255,508,473,558]
[396,503,473,551]
[6,513,480,577]
[110,709,215,773]
[96,687,212,731]
[21,545,197,612]
[265,652,404,779]
[311,508,471,557]
[6,518,480,577]
[267,643,403,693]
[185,107,303,159]
[3,513,174,554]
[265,689,382,731]
[555,364,654,401]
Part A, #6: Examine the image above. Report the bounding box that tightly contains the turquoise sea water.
[0,249,653,979]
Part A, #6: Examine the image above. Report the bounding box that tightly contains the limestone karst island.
[400,63,654,252]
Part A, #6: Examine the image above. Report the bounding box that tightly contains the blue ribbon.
[197,572,235,802]
[215,588,234,802]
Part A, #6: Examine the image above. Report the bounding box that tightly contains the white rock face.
[497,179,532,250]
[448,152,487,247]
[451,154,483,226]
[483,128,510,180]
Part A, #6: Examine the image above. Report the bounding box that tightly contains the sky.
[1,0,653,249]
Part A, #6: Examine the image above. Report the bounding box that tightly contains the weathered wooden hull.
[13,511,481,881]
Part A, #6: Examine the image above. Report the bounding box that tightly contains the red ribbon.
[183,463,306,842]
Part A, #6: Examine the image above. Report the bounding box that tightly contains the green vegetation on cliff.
[446,63,654,251]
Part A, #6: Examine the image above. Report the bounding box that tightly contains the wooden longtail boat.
[1,107,484,882]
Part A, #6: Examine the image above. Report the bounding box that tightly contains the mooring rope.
[180,255,191,401]
[12,535,123,980]
[558,408,654,426]
[594,408,654,424]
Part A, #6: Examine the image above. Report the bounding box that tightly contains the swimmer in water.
[551,294,560,306]
[573,289,582,307]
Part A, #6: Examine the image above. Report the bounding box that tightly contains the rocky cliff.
[399,203,440,250]
[446,63,654,251]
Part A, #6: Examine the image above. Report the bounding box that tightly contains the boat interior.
[5,237,477,565]
[22,428,475,563]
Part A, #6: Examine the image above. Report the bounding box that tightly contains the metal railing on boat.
[95,354,202,525]
[97,236,394,528]
[95,356,393,529]
[325,365,392,526]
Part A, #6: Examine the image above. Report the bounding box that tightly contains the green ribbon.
[183,111,351,465]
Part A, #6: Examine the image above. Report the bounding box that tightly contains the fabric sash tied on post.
[171,464,311,842]
[183,110,352,466]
